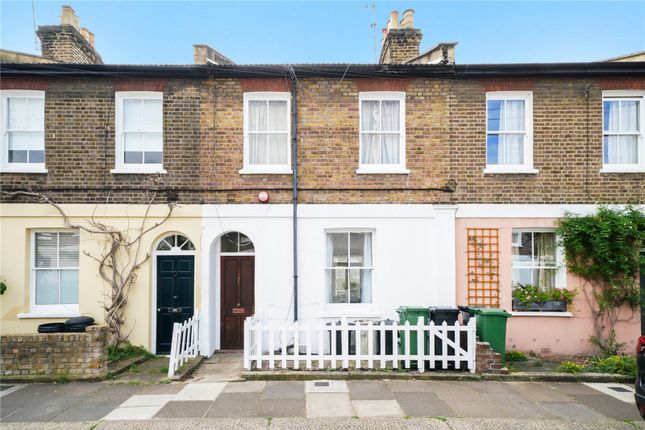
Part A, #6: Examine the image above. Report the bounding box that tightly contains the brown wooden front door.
[220,256,255,349]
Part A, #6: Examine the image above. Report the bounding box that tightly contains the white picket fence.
[244,316,477,373]
[167,312,200,378]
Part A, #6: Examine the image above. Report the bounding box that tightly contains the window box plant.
[512,284,576,312]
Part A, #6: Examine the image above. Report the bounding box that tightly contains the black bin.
[65,316,95,332]
[37,322,66,333]
[328,321,356,355]
[428,307,460,369]
[375,319,395,355]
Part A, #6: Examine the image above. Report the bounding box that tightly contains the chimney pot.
[388,11,399,30]
[401,9,415,29]
[60,5,80,30]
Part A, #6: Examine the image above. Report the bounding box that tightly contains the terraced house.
[1,7,643,359]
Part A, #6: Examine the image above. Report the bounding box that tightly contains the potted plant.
[512,284,577,312]
[543,288,576,311]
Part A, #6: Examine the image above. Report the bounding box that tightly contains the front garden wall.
[0,325,108,381]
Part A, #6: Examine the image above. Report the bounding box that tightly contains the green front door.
[156,255,194,354]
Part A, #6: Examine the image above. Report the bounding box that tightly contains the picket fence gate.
[167,312,200,378]
[244,316,477,373]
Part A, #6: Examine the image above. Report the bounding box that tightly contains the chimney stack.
[193,44,234,65]
[36,5,102,63]
[378,9,422,64]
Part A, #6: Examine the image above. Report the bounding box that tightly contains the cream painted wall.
[0,203,202,351]
[455,216,640,355]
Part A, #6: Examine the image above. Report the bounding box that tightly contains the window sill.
[356,167,410,175]
[239,167,293,175]
[483,167,539,175]
[600,166,645,174]
[0,168,48,174]
[111,168,167,175]
[510,311,572,318]
[322,304,380,319]
[17,310,81,319]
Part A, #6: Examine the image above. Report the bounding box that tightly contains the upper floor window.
[358,91,407,174]
[485,91,536,174]
[32,231,79,313]
[602,90,644,173]
[0,90,46,173]
[241,92,291,174]
[113,91,164,174]
[325,231,373,304]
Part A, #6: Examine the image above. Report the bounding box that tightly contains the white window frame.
[0,90,47,173]
[240,92,292,175]
[484,91,537,174]
[600,90,645,173]
[111,91,166,174]
[28,229,80,316]
[324,229,375,305]
[511,228,566,294]
[357,91,408,174]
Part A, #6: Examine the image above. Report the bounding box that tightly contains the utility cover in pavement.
[314,382,330,387]
[609,386,631,392]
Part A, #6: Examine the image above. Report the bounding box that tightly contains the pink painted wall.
[455,217,640,356]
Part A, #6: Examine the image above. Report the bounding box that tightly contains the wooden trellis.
[466,228,500,307]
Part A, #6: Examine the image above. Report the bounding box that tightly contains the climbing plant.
[556,206,644,352]
[2,189,174,347]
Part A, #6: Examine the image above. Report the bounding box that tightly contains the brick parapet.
[0,325,108,381]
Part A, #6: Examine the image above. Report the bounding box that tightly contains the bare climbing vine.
[1,189,175,347]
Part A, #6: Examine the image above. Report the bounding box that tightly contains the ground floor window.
[511,229,566,311]
[32,231,79,310]
[325,231,373,304]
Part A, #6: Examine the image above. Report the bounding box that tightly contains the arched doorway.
[154,234,195,354]
[219,232,255,349]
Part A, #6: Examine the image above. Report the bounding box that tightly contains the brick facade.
[0,325,108,381]
[1,74,643,204]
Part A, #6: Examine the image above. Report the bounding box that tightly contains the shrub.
[556,361,585,373]
[590,355,637,378]
[107,343,154,363]
[506,351,528,362]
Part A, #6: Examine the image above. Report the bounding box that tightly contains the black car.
[635,335,645,418]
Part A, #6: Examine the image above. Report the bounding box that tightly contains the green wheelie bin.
[467,307,512,363]
[396,306,429,356]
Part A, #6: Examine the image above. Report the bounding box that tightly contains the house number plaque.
[232,307,245,314]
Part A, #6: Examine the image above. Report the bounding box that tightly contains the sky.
[1,1,644,65]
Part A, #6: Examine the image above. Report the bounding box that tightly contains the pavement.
[1,351,644,429]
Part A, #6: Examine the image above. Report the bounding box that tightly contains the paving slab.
[485,393,555,419]
[447,399,511,418]
[352,400,405,417]
[572,394,642,421]
[347,380,394,400]
[224,381,266,393]
[506,382,575,403]
[135,382,186,394]
[173,382,226,401]
[155,400,213,418]
[0,382,102,422]
[546,382,601,396]
[538,401,607,420]
[305,380,348,393]
[103,405,165,420]
[120,394,174,407]
[393,391,454,417]
[384,380,437,393]
[256,399,305,417]
[262,381,305,400]
[583,382,635,403]
[50,384,140,422]
[206,392,262,418]
[0,423,96,430]
[305,393,354,418]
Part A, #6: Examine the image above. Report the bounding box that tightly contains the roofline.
[0,61,644,79]
[600,51,645,62]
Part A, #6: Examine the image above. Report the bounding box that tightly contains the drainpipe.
[291,73,299,322]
